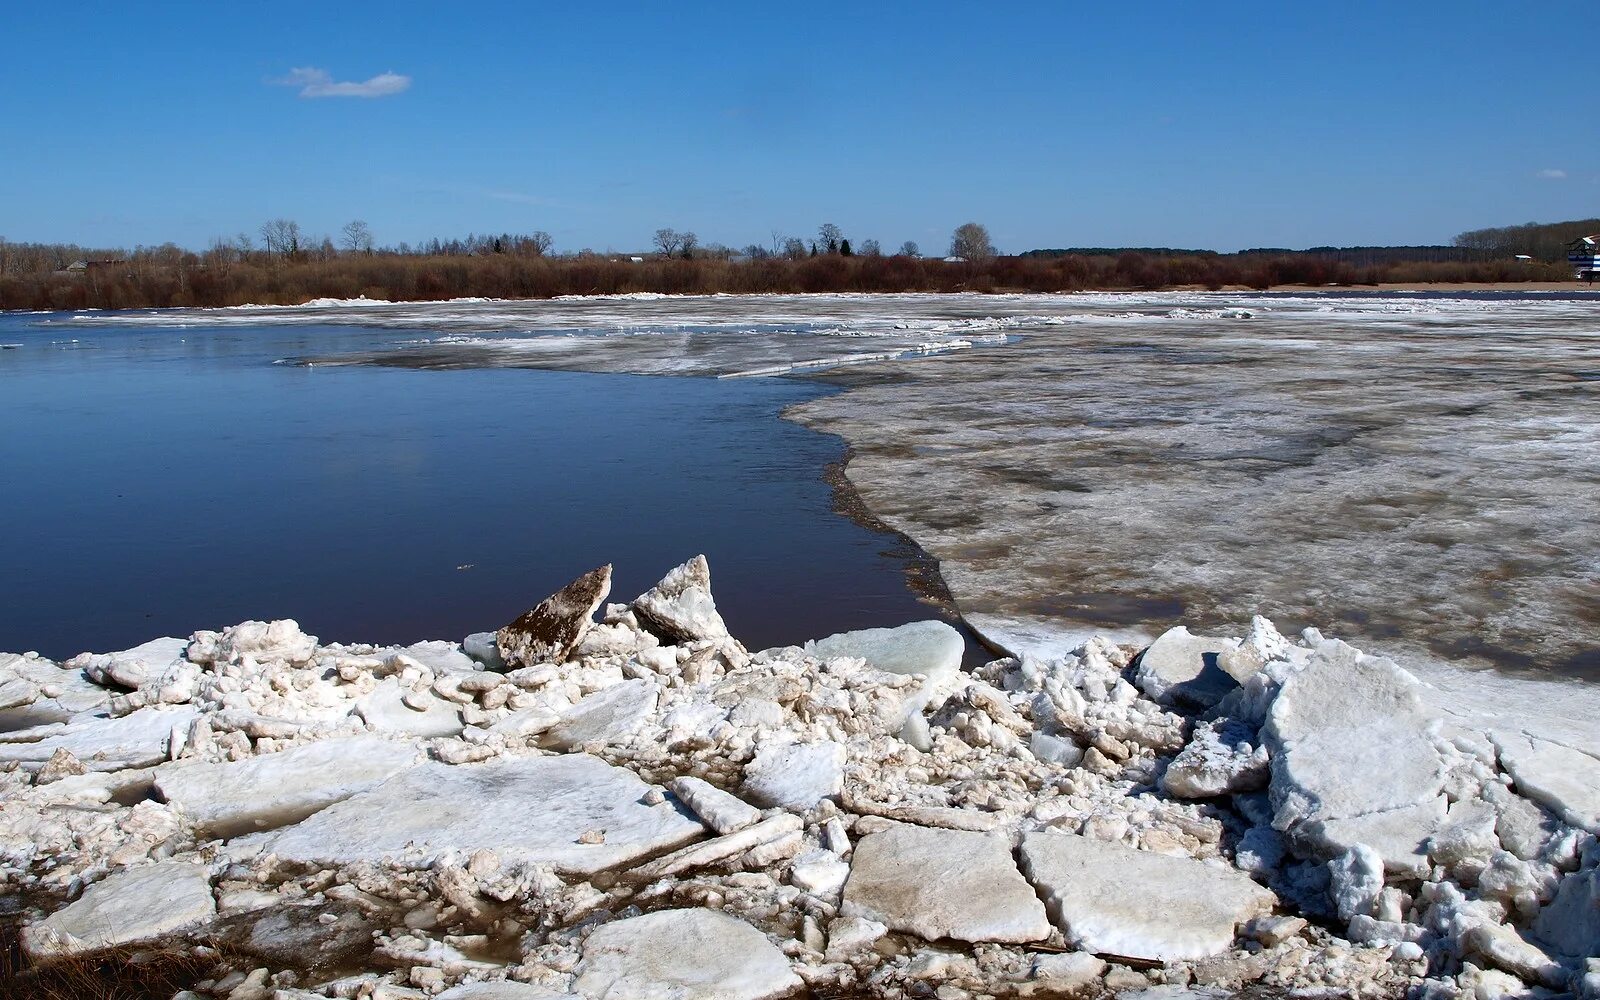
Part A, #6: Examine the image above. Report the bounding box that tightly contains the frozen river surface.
[36,290,1600,680]
[793,291,1600,680]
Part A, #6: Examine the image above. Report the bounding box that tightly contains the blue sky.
[2,1,1594,254]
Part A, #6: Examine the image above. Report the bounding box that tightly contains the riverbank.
[2,557,1596,998]
[0,249,1582,313]
[1292,281,1592,292]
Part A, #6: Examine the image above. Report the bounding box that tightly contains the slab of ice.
[1133,627,1240,709]
[1160,719,1269,799]
[1490,731,1600,834]
[1020,831,1275,961]
[1313,798,1448,877]
[842,824,1051,944]
[439,985,573,1000]
[742,740,844,810]
[0,705,195,772]
[497,565,612,669]
[153,736,423,837]
[825,915,887,960]
[630,555,733,645]
[70,636,189,690]
[189,619,317,666]
[0,677,38,711]
[572,908,801,1000]
[22,861,215,959]
[1264,640,1447,865]
[263,754,705,874]
[541,678,656,751]
[354,678,464,738]
[461,632,507,671]
[391,640,480,676]
[964,613,1154,663]
[789,848,850,897]
[1031,952,1107,991]
[804,619,965,727]
[803,620,963,681]
[1217,616,1299,684]
[626,815,800,885]
[0,652,111,720]
[1531,867,1599,959]
[228,902,378,972]
[670,775,762,834]
[1329,844,1384,923]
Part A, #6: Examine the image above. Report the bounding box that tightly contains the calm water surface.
[0,312,942,658]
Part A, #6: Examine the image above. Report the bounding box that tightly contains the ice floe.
[0,555,1596,998]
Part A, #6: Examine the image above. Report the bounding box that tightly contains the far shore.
[1264,280,1595,293]
[5,281,1598,315]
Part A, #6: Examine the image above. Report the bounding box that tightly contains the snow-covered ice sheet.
[784,291,1600,681]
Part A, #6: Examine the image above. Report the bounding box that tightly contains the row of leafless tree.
[0,247,1575,313]
[1453,218,1600,260]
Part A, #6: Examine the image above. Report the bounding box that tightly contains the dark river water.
[0,312,944,659]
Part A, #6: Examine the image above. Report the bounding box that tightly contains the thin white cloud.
[1536,168,1567,180]
[274,67,411,99]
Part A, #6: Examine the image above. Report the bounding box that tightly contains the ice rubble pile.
[1,556,1597,1000]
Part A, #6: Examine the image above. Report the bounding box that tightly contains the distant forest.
[1022,245,1493,266]
[0,217,1588,312]
[1451,218,1600,260]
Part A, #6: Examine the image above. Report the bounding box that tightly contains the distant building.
[63,258,127,276]
[942,255,967,263]
[1568,236,1599,281]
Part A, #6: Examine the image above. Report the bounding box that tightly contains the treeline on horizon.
[0,217,1587,312]
[1453,217,1600,260]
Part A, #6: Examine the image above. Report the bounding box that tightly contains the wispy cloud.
[274,67,411,99]
[1536,168,1567,180]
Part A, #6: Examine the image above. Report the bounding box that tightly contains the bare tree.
[679,231,698,258]
[527,231,553,256]
[898,240,921,258]
[818,223,844,254]
[259,219,302,259]
[949,222,995,261]
[859,238,881,257]
[340,220,374,255]
[652,228,682,257]
[782,238,807,260]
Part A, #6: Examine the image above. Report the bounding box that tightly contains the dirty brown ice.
[1,556,1597,999]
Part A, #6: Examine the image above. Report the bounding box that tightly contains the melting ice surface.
[789,291,1600,682]
[27,289,1600,683]
[50,292,1023,377]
